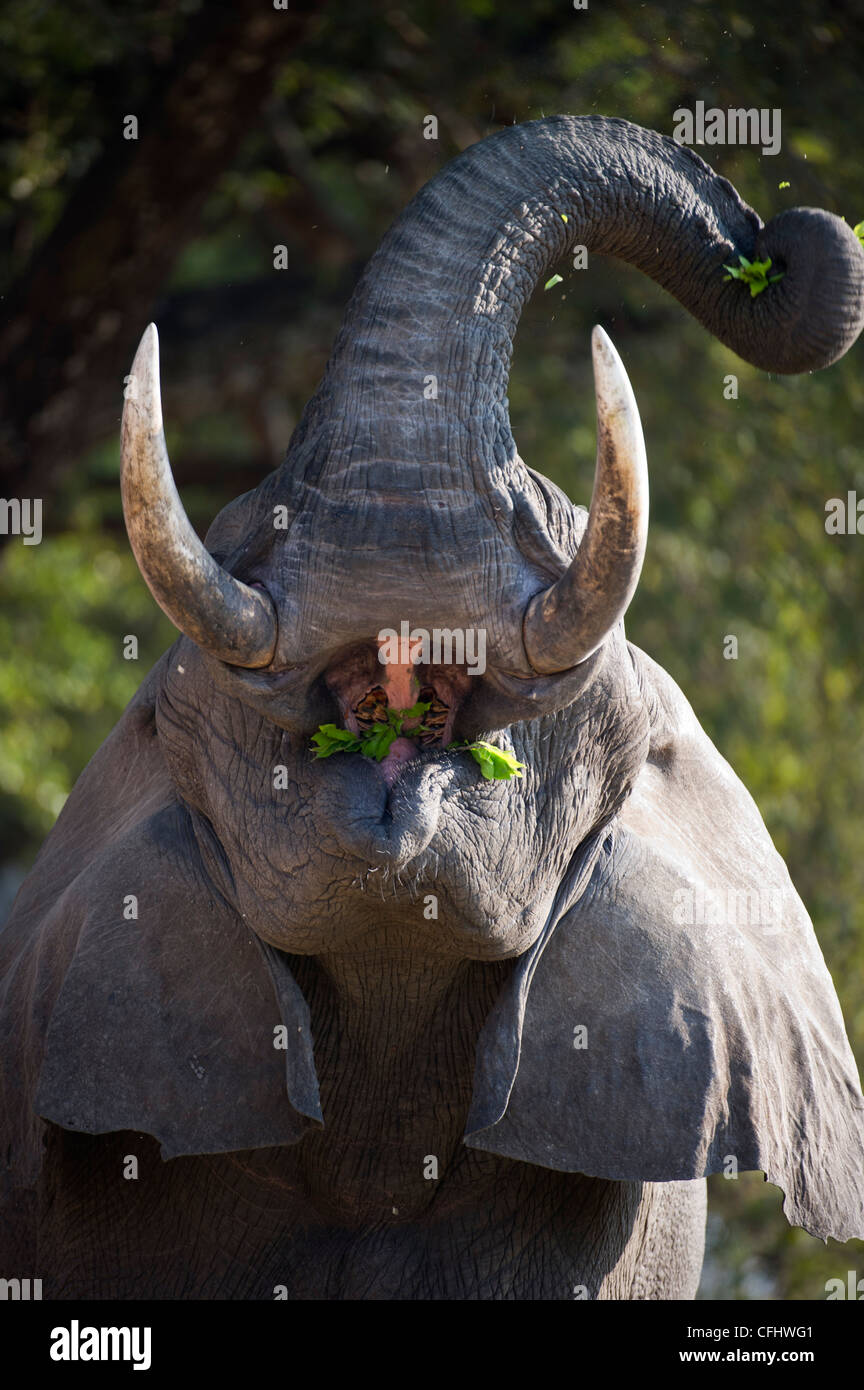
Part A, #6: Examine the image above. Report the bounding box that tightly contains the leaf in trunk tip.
[544,273,563,290]
[722,253,784,297]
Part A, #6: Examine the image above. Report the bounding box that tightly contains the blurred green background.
[1,0,862,1299]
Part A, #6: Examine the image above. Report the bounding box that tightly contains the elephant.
[3,114,864,1302]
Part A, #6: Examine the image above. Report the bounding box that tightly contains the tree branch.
[0,0,323,509]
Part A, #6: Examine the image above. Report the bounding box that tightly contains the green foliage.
[0,534,174,854]
[0,0,191,289]
[311,704,430,762]
[310,724,365,757]
[723,254,784,297]
[311,714,524,778]
[448,741,526,779]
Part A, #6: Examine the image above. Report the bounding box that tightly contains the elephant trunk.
[290,115,863,502]
[275,114,863,676]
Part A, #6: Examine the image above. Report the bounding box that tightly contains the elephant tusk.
[121,324,278,668]
[522,326,649,674]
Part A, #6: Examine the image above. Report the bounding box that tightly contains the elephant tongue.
[378,736,418,789]
[368,640,422,786]
[358,640,449,784]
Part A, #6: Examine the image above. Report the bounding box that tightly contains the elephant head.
[3,117,864,1287]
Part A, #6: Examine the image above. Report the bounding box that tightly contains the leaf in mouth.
[311,703,432,762]
[310,724,363,757]
[311,712,523,779]
[359,722,399,762]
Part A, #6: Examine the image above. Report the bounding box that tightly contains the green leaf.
[853,220,864,246]
[311,724,362,758]
[401,700,431,720]
[778,181,790,189]
[311,704,433,760]
[359,724,398,761]
[722,253,784,298]
[544,273,563,290]
[448,740,525,779]
[385,699,430,735]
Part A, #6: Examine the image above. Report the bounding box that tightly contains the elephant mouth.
[312,704,513,870]
[320,642,468,792]
[313,743,463,868]
[352,683,453,788]
[312,643,504,868]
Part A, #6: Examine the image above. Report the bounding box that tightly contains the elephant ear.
[466,646,864,1242]
[0,650,321,1212]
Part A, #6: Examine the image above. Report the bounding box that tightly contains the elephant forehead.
[266,498,544,662]
[284,483,518,553]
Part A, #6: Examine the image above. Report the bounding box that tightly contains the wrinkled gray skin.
[3,116,864,1301]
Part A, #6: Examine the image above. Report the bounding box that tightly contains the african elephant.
[3,115,864,1301]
